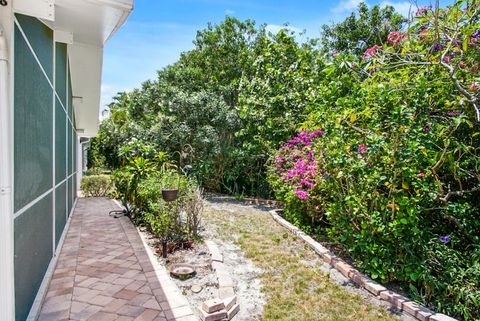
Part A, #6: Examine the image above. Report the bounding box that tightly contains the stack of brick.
[198,296,239,321]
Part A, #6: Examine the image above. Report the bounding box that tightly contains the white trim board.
[13,172,77,220]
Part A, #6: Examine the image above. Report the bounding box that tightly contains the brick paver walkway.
[38,197,197,321]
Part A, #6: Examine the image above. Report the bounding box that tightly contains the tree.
[321,2,406,56]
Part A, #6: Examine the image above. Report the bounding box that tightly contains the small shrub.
[84,168,110,176]
[80,175,115,197]
[183,188,204,238]
[126,170,204,241]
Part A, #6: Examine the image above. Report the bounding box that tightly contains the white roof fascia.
[13,0,55,21]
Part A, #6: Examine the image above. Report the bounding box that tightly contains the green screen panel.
[14,24,53,212]
[15,14,53,82]
[55,98,67,184]
[55,182,67,246]
[14,194,53,321]
[55,42,67,107]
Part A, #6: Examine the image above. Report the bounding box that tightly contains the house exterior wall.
[0,1,132,320]
[13,13,77,321]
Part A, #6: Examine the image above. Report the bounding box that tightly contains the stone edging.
[204,240,236,299]
[268,209,458,321]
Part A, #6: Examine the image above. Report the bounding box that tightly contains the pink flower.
[417,172,425,178]
[358,144,368,154]
[363,45,382,59]
[387,31,404,46]
[469,82,479,91]
[443,56,451,63]
[295,189,309,200]
[416,6,432,16]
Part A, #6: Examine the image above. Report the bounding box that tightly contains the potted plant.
[161,170,180,202]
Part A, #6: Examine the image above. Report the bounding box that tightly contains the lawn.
[204,199,401,321]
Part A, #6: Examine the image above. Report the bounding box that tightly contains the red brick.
[364,280,387,296]
[379,290,408,310]
[321,251,336,265]
[226,303,240,320]
[133,309,160,321]
[101,298,128,313]
[222,296,236,311]
[198,306,227,321]
[142,299,161,310]
[114,289,140,300]
[117,305,146,317]
[201,298,225,313]
[334,261,353,278]
[86,311,118,321]
[347,269,366,286]
[402,301,434,321]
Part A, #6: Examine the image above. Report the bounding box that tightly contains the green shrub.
[80,175,115,197]
[268,2,480,319]
[116,168,203,241]
[84,168,110,176]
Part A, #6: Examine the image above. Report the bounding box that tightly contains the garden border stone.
[205,240,237,300]
[268,209,459,321]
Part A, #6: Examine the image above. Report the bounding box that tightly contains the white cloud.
[380,1,414,18]
[225,9,235,15]
[265,24,302,34]
[331,0,363,13]
[331,0,414,18]
[99,84,131,118]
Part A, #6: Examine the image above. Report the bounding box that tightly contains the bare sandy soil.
[139,195,416,321]
[139,206,265,320]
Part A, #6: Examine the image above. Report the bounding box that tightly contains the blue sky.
[100,0,447,111]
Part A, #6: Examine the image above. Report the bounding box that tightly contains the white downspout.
[0,25,15,321]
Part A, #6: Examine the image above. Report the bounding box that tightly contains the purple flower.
[439,236,451,243]
[300,178,315,190]
[308,149,315,159]
[443,56,451,63]
[295,189,309,200]
[446,110,462,116]
[430,43,445,53]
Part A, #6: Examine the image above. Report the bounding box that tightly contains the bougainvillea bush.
[267,130,325,232]
[269,1,479,319]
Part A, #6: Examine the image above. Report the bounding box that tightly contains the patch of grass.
[204,206,399,321]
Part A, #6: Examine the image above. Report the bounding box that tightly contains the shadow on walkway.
[38,197,197,321]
